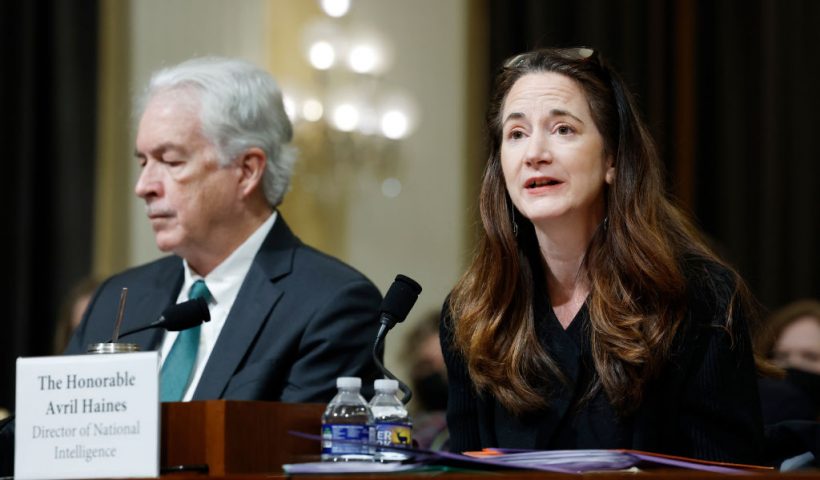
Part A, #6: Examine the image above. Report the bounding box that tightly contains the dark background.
[487,0,819,307]
[3,0,818,410]
[3,0,99,412]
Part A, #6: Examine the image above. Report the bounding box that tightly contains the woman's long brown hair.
[449,48,754,416]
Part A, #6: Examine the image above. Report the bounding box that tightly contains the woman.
[759,299,820,374]
[442,48,765,464]
[757,300,820,424]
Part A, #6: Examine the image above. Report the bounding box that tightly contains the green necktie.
[159,280,211,402]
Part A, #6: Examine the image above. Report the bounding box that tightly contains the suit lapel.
[192,216,298,400]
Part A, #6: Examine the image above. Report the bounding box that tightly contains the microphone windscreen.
[160,298,211,331]
[381,274,422,323]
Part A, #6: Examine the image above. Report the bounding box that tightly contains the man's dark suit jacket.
[65,215,382,403]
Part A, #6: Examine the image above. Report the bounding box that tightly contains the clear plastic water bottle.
[321,377,374,462]
[369,379,412,462]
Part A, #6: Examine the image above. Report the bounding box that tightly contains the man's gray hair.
[140,57,296,207]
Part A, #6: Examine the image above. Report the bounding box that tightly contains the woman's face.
[500,72,614,229]
[773,316,820,374]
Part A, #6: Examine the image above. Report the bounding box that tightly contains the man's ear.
[236,147,267,198]
[605,155,615,185]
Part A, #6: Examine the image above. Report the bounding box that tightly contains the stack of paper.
[285,431,772,475]
[452,448,771,474]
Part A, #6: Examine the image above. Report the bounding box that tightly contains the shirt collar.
[180,211,278,303]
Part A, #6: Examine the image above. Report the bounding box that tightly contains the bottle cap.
[374,379,399,392]
[337,377,362,389]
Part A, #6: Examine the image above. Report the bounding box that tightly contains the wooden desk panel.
[158,401,814,478]
[161,400,324,475]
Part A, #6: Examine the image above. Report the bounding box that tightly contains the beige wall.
[105,0,472,389]
[342,0,469,386]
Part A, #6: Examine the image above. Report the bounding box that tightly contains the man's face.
[134,90,242,262]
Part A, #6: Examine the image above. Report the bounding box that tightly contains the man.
[64,56,382,402]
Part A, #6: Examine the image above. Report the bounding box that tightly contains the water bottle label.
[321,423,371,455]
[374,422,412,447]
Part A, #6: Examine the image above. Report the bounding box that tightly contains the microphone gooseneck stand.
[371,274,423,405]
[105,297,211,343]
[372,326,413,404]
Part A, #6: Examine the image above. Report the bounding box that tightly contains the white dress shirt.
[158,211,277,401]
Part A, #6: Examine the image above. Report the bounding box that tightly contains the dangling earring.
[508,198,519,236]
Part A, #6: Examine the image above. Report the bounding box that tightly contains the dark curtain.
[486,0,820,309]
[1,0,98,411]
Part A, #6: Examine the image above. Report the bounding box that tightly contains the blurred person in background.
[757,299,820,424]
[52,276,100,354]
[404,311,448,450]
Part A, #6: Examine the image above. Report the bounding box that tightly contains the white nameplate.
[15,352,160,479]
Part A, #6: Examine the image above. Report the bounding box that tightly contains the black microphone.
[106,298,211,342]
[372,274,422,405]
[378,274,423,333]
